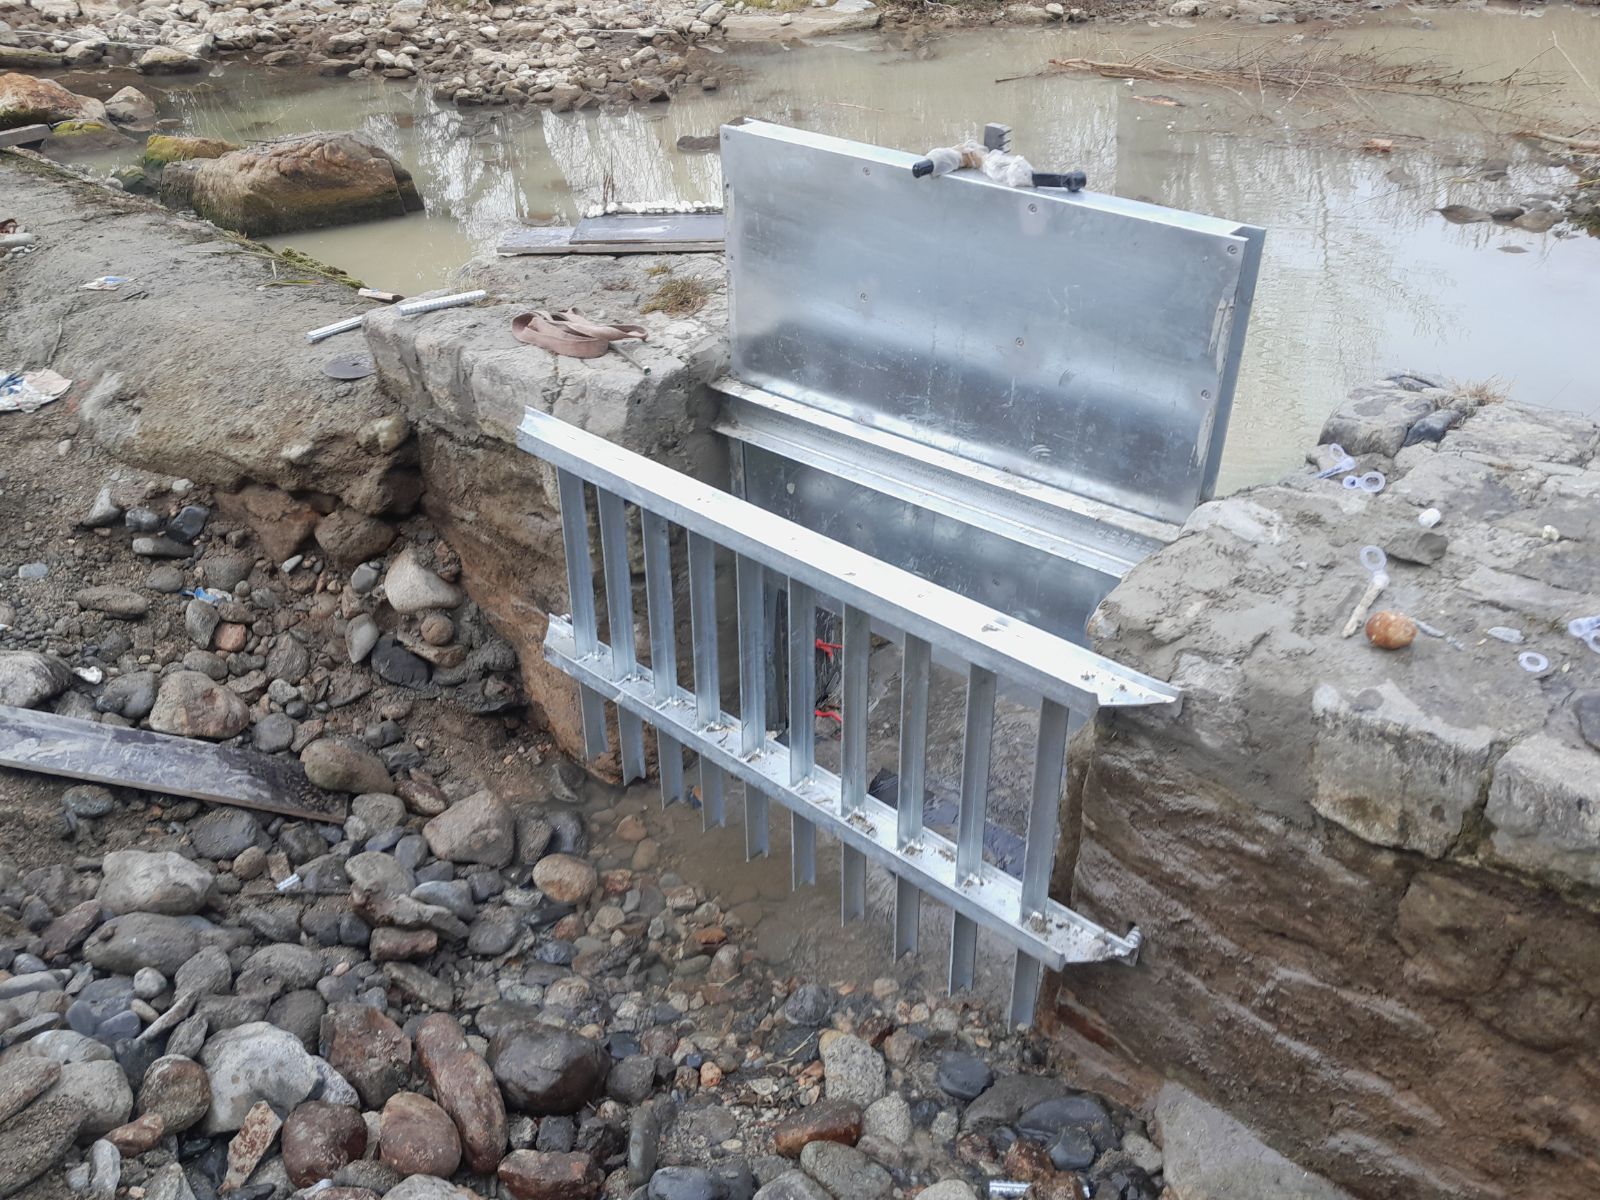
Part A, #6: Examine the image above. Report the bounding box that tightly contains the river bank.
[0,0,1549,115]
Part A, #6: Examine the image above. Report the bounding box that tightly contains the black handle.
[1033,170,1087,192]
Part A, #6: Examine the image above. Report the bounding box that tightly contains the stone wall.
[1050,381,1600,1200]
[363,251,730,766]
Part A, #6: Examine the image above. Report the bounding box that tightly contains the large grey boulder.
[83,913,208,976]
[99,850,214,916]
[0,651,71,708]
[147,671,250,740]
[200,1022,319,1132]
[49,1060,133,1138]
[423,791,514,867]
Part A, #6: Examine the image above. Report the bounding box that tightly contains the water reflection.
[102,7,1600,488]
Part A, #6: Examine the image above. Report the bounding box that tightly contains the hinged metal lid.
[721,121,1264,527]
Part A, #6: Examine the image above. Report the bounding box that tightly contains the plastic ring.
[1359,545,1387,574]
[1519,652,1549,674]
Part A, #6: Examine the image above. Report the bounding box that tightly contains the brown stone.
[615,815,647,842]
[136,1055,211,1134]
[216,484,321,563]
[222,1101,282,1192]
[497,1150,601,1200]
[40,900,102,958]
[106,1112,165,1157]
[420,613,454,646]
[397,778,449,817]
[320,1004,411,1109]
[281,1101,368,1187]
[379,1092,461,1178]
[418,1032,507,1174]
[772,1098,863,1157]
[216,623,249,653]
[314,508,397,568]
[1002,1140,1057,1182]
[369,927,437,962]
[531,854,597,904]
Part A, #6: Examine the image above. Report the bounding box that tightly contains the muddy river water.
[66,5,1600,490]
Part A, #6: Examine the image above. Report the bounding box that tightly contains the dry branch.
[1020,38,1554,118]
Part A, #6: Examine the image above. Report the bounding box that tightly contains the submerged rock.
[104,86,156,128]
[184,133,424,238]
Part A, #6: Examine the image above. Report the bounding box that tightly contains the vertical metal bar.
[556,469,608,759]
[839,605,869,923]
[791,815,816,890]
[700,758,725,828]
[893,634,931,958]
[1009,953,1043,1027]
[728,441,749,500]
[954,665,997,878]
[1008,697,1071,1027]
[950,918,977,993]
[949,664,997,992]
[787,581,816,786]
[737,555,769,860]
[1021,699,1070,914]
[787,579,816,888]
[597,489,646,784]
[641,511,683,807]
[688,533,724,828]
[840,606,869,812]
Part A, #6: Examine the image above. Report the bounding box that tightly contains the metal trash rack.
[518,410,1178,1025]
[519,122,1262,1024]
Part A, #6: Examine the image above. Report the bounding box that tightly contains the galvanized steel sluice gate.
[517,121,1264,1024]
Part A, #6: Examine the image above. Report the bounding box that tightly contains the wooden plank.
[0,125,51,149]
[0,705,347,823]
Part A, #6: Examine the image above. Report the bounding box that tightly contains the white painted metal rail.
[518,409,1179,1024]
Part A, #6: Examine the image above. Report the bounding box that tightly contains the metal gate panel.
[721,120,1264,527]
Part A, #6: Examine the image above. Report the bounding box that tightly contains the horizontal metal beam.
[715,380,1176,580]
[544,615,1141,970]
[520,410,1178,713]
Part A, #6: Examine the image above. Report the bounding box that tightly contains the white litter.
[0,369,71,414]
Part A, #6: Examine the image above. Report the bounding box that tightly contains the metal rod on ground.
[395,290,486,317]
[611,342,651,374]
[305,316,364,344]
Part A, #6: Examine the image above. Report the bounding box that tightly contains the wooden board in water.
[0,704,346,823]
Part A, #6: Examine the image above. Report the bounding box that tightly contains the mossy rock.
[49,120,111,136]
[143,133,240,168]
[111,164,155,196]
